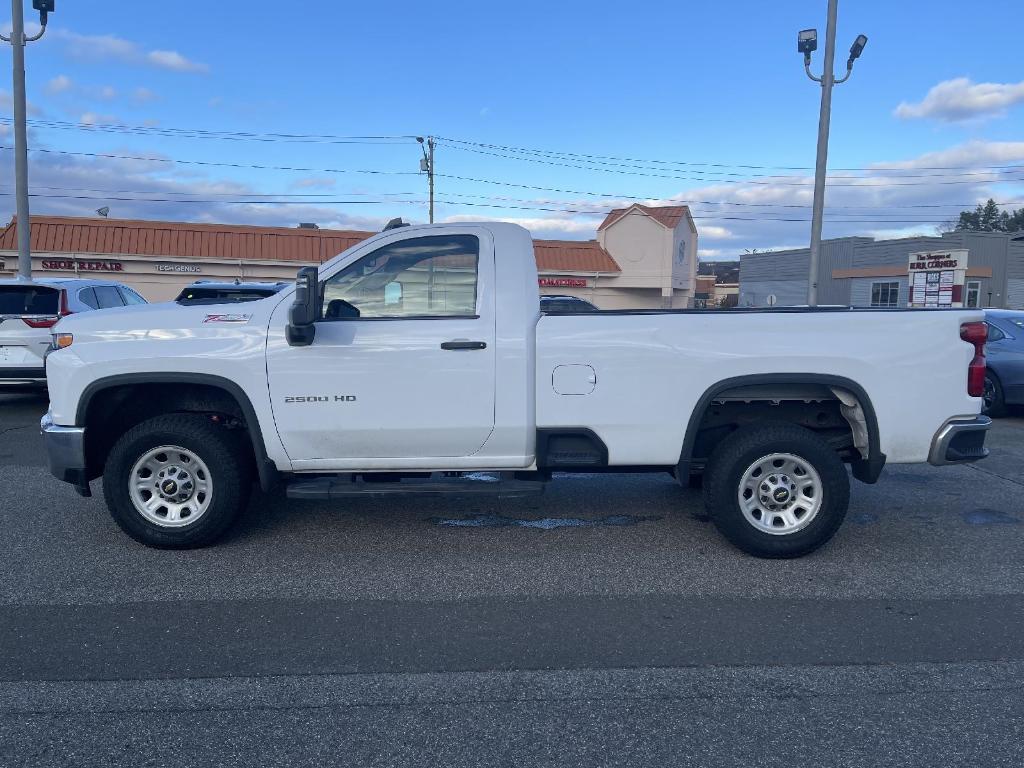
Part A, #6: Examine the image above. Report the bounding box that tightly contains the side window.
[118,286,147,305]
[77,287,98,309]
[93,285,125,309]
[987,323,1005,343]
[321,235,479,320]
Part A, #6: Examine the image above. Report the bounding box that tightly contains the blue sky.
[1,0,1022,257]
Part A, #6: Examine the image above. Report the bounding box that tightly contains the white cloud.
[442,214,597,240]
[895,78,1024,122]
[53,29,209,73]
[131,87,157,104]
[79,111,120,126]
[46,75,73,94]
[290,177,337,190]
[0,88,42,116]
[146,50,208,73]
[698,225,734,239]
[872,139,1024,170]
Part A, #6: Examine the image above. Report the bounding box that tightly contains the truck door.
[266,230,496,467]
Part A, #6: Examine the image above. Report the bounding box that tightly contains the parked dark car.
[175,280,288,305]
[540,294,598,313]
[983,309,1024,416]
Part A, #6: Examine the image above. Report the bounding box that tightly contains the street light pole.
[2,1,52,280]
[806,0,837,308]
[799,2,867,306]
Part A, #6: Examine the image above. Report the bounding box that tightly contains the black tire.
[983,371,1006,418]
[702,422,850,558]
[103,414,252,548]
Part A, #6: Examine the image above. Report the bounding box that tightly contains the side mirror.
[286,266,320,347]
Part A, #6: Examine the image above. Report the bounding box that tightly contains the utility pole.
[798,3,867,305]
[1,1,52,280]
[416,136,435,223]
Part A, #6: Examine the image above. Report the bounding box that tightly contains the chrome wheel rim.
[738,453,822,535]
[128,445,212,528]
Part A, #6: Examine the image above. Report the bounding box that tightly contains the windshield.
[175,287,278,304]
[0,285,59,315]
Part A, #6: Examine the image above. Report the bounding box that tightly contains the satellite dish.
[96,206,110,217]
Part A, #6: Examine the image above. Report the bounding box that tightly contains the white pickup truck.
[41,222,991,557]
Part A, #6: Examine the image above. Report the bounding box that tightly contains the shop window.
[966,281,981,308]
[870,281,900,308]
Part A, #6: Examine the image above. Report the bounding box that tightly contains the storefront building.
[738,231,1024,309]
[0,204,699,308]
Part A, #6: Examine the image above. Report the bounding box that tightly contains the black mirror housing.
[286,266,320,347]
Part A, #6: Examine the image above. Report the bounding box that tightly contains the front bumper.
[0,366,46,385]
[928,415,991,466]
[40,412,91,495]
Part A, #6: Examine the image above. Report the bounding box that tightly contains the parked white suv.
[0,278,146,386]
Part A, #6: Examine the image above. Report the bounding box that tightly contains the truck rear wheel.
[102,414,251,548]
[702,422,849,558]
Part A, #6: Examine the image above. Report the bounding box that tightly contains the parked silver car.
[0,277,147,386]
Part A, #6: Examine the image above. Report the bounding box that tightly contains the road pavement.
[1,390,1023,766]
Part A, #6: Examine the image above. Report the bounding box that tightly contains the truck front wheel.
[702,422,849,558]
[102,414,251,548]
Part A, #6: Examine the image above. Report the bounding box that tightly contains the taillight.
[22,289,73,329]
[960,321,987,397]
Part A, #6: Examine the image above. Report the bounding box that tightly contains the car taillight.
[960,321,987,398]
[22,289,73,329]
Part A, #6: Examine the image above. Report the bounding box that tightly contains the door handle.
[441,340,487,350]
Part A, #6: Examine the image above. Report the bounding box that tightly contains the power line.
[437,136,1024,173]
[4,146,1021,212]
[7,115,1022,175]
[437,141,1024,187]
[4,190,983,224]
[0,117,418,145]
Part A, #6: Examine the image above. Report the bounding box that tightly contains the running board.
[286,472,546,500]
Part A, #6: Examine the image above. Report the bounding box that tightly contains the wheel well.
[81,382,256,482]
[684,380,879,480]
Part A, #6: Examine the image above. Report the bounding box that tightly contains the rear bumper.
[0,366,45,385]
[40,412,90,494]
[928,415,991,466]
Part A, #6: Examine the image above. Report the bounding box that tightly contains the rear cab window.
[176,288,278,304]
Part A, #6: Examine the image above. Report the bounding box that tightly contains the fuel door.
[552,364,596,396]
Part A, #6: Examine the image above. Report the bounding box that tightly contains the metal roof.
[0,215,621,275]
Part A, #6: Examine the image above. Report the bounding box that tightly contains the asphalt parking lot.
[2,389,1023,767]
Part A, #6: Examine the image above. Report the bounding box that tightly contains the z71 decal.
[203,313,252,324]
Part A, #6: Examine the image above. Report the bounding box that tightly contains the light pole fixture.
[799,0,867,306]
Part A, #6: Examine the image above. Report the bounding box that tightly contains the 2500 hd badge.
[284,395,357,403]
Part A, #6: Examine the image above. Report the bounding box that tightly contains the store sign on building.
[908,250,968,308]
[157,263,202,273]
[41,259,123,272]
[539,277,588,288]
